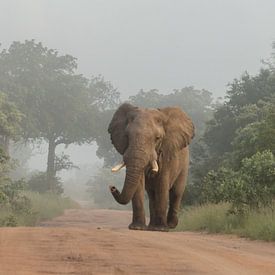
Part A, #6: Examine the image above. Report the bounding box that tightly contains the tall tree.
[204,68,275,163]
[190,44,275,204]
[0,40,117,190]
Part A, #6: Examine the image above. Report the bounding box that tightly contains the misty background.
[1,0,274,193]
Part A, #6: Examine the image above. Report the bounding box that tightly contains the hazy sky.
[1,0,275,175]
[1,0,275,98]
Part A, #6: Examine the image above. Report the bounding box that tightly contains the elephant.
[108,103,194,231]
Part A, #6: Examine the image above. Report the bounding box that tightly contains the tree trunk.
[47,137,56,192]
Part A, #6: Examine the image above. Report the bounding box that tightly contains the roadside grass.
[0,191,79,226]
[238,209,275,241]
[177,203,275,241]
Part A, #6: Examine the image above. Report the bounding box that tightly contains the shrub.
[27,172,63,194]
[239,150,275,209]
[202,151,275,214]
[0,179,32,226]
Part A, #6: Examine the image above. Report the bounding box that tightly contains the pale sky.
[1,0,274,175]
[1,0,274,98]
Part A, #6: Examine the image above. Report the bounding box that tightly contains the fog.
[1,0,275,195]
[1,0,274,98]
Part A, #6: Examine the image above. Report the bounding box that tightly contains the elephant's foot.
[147,223,169,232]
[128,222,147,231]
[167,214,178,229]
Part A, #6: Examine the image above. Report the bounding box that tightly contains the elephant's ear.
[160,107,195,155]
[108,103,137,155]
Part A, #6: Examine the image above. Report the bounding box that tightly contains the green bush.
[239,150,275,209]
[27,172,63,194]
[0,178,32,226]
[202,151,275,214]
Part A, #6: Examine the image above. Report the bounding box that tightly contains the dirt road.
[1,209,275,275]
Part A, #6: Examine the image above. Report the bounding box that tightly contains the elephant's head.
[108,103,194,204]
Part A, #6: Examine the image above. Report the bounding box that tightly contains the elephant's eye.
[155,118,162,124]
[155,136,161,142]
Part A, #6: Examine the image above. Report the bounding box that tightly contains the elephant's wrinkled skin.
[108,103,194,231]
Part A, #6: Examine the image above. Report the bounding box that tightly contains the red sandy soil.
[1,209,275,274]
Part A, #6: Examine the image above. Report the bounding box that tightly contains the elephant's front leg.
[167,171,187,228]
[151,179,169,231]
[129,182,146,230]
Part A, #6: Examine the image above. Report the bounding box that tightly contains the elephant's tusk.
[111,161,125,172]
[151,160,159,173]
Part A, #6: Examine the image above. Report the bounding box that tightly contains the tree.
[0,92,23,155]
[204,69,275,162]
[0,40,118,191]
[88,75,120,111]
[202,151,275,214]
[190,43,275,205]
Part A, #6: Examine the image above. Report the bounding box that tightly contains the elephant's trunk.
[110,145,147,205]
[110,164,144,205]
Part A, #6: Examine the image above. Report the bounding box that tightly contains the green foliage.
[0,146,8,165]
[203,69,275,166]
[239,151,275,208]
[0,40,120,189]
[190,44,275,205]
[0,41,120,145]
[202,167,240,204]
[0,179,32,226]
[0,40,78,139]
[26,172,63,194]
[202,151,275,213]
[0,92,23,140]
[229,99,275,166]
[177,203,275,241]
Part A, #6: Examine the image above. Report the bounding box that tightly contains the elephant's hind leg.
[167,171,187,228]
[146,187,156,229]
